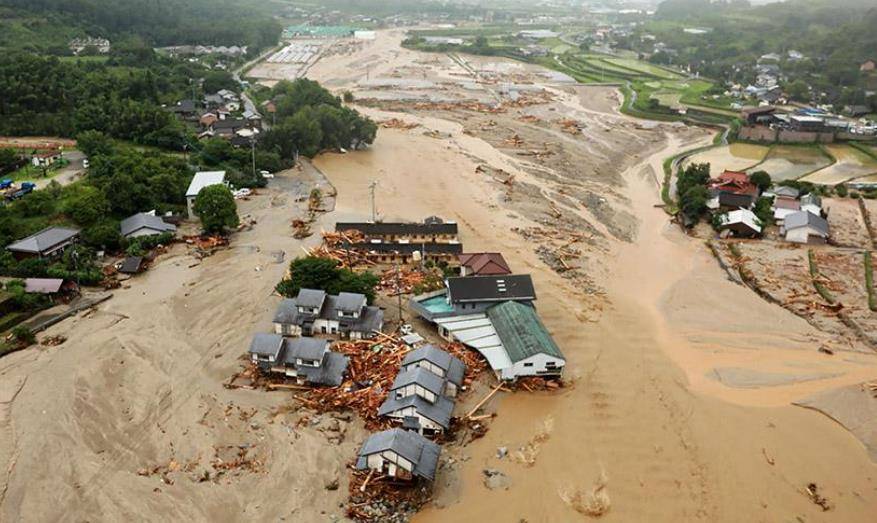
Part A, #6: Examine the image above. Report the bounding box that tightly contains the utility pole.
[250,135,256,178]
[368,180,378,223]
[394,257,403,325]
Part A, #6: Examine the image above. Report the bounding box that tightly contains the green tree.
[276,256,379,304]
[752,196,773,227]
[749,170,771,192]
[82,221,122,251]
[202,71,238,94]
[192,184,238,234]
[62,185,110,225]
[680,185,710,223]
[786,80,810,102]
[76,130,114,158]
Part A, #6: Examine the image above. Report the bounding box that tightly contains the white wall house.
[185,171,227,219]
[499,352,566,381]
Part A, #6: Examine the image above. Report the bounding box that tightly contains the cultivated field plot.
[732,242,877,348]
[800,144,877,185]
[746,145,832,181]
[822,198,872,249]
[684,143,769,174]
[600,57,682,79]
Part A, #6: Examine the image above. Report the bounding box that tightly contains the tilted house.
[247,333,348,386]
[120,212,177,239]
[379,345,465,436]
[6,227,80,260]
[388,367,452,404]
[378,394,455,436]
[717,209,762,238]
[356,428,441,481]
[273,288,383,339]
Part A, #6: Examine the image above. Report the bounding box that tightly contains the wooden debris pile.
[303,335,412,430]
[291,219,312,239]
[137,445,266,486]
[299,335,487,430]
[40,335,67,347]
[376,267,443,296]
[303,231,374,268]
[184,235,229,258]
[511,376,564,392]
[380,118,419,130]
[346,468,432,522]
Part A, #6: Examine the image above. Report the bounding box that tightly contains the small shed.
[118,256,145,274]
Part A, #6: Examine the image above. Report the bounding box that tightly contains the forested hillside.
[0,52,196,146]
[0,0,281,53]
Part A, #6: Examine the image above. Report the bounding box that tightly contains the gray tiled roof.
[355,428,441,481]
[784,210,829,236]
[119,213,176,237]
[273,299,300,324]
[354,306,384,334]
[336,292,366,313]
[391,367,445,396]
[378,394,455,430]
[295,288,326,309]
[248,333,284,358]
[284,337,329,362]
[296,351,348,387]
[6,227,80,255]
[401,345,466,386]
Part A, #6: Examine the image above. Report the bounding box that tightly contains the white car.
[260,170,274,179]
[82,159,90,169]
[233,188,252,199]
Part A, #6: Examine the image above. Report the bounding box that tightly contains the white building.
[185,171,226,219]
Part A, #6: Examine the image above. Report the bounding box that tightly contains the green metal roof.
[486,301,564,363]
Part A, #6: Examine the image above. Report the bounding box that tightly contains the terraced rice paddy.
[745,145,832,181]
[800,144,877,185]
[684,143,769,175]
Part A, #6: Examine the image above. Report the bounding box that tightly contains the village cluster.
[167,89,264,146]
[246,217,565,487]
[712,169,829,243]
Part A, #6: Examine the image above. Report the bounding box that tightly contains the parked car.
[82,159,90,169]
[0,179,12,190]
[260,170,274,179]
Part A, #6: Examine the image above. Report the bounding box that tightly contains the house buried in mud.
[272,288,383,339]
[247,333,349,386]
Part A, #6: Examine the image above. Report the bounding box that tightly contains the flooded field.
[800,144,877,185]
[684,143,769,175]
[746,145,832,181]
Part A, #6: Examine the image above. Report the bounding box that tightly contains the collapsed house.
[717,209,762,238]
[247,333,349,386]
[410,275,565,380]
[273,288,384,339]
[356,428,441,481]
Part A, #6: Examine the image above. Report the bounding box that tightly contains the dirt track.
[1,29,876,522]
